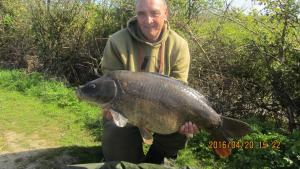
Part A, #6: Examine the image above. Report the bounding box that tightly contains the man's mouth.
[144,25,157,29]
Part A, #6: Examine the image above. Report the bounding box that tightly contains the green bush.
[176,149,199,168]
[0,69,95,112]
[185,118,300,169]
[0,70,43,92]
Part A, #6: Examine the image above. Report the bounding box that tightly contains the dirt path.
[1,131,51,154]
[0,131,77,169]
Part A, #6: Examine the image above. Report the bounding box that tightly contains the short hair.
[135,0,167,8]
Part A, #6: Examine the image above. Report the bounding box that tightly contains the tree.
[245,0,300,131]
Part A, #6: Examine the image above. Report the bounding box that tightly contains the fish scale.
[77,70,252,158]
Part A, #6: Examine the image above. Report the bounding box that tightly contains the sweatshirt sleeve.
[101,38,125,74]
[170,41,190,83]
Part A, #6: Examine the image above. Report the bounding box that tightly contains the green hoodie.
[101,17,190,83]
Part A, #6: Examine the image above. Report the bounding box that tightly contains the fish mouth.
[76,88,102,107]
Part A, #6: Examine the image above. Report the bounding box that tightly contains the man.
[101,0,198,164]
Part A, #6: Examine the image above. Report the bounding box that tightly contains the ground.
[0,89,102,169]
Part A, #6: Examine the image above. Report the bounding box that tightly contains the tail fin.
[211,116,251,158]
[220,116,251,138]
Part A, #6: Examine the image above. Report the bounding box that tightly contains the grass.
[0,89,99,146]
[0,69,101,152]
[0,88,99,148]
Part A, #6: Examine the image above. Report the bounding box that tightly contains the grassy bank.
[0,88,99,148]
[0,69,102,167]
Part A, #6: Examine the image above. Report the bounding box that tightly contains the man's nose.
[145,15,155,24]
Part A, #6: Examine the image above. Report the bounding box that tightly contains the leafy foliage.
[0,69,96,115]
[187,118,300,169]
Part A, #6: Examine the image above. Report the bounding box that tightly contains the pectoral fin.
[110,109,128,127]
[138,127,153,145]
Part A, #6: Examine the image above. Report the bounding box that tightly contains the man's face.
[136,0,168,42]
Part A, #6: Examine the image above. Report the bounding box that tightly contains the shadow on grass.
[0,145,103,169]
[84,118,104,141]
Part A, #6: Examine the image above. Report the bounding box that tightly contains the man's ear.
[164,8,168,20]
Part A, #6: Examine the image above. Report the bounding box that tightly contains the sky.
[230,0,265,13]
[93,0,266,14]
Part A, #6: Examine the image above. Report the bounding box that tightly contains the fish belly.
[113,96,185,135]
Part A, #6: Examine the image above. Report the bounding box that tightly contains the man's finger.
[192,124,199,133]
[179,125,185,133]
[188,121,193,133]
[183,122,187,133]
[104,109,113,120]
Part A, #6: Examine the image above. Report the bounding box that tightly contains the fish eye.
[89,83,96,89]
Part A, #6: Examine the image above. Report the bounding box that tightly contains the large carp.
[77,70,251,158]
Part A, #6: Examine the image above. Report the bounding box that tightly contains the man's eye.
[137,12,146,17]
[89,84,96,89]
[151,12,161,17]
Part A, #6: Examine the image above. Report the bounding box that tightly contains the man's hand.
[103,108,113,120]
[179,121,199,138]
